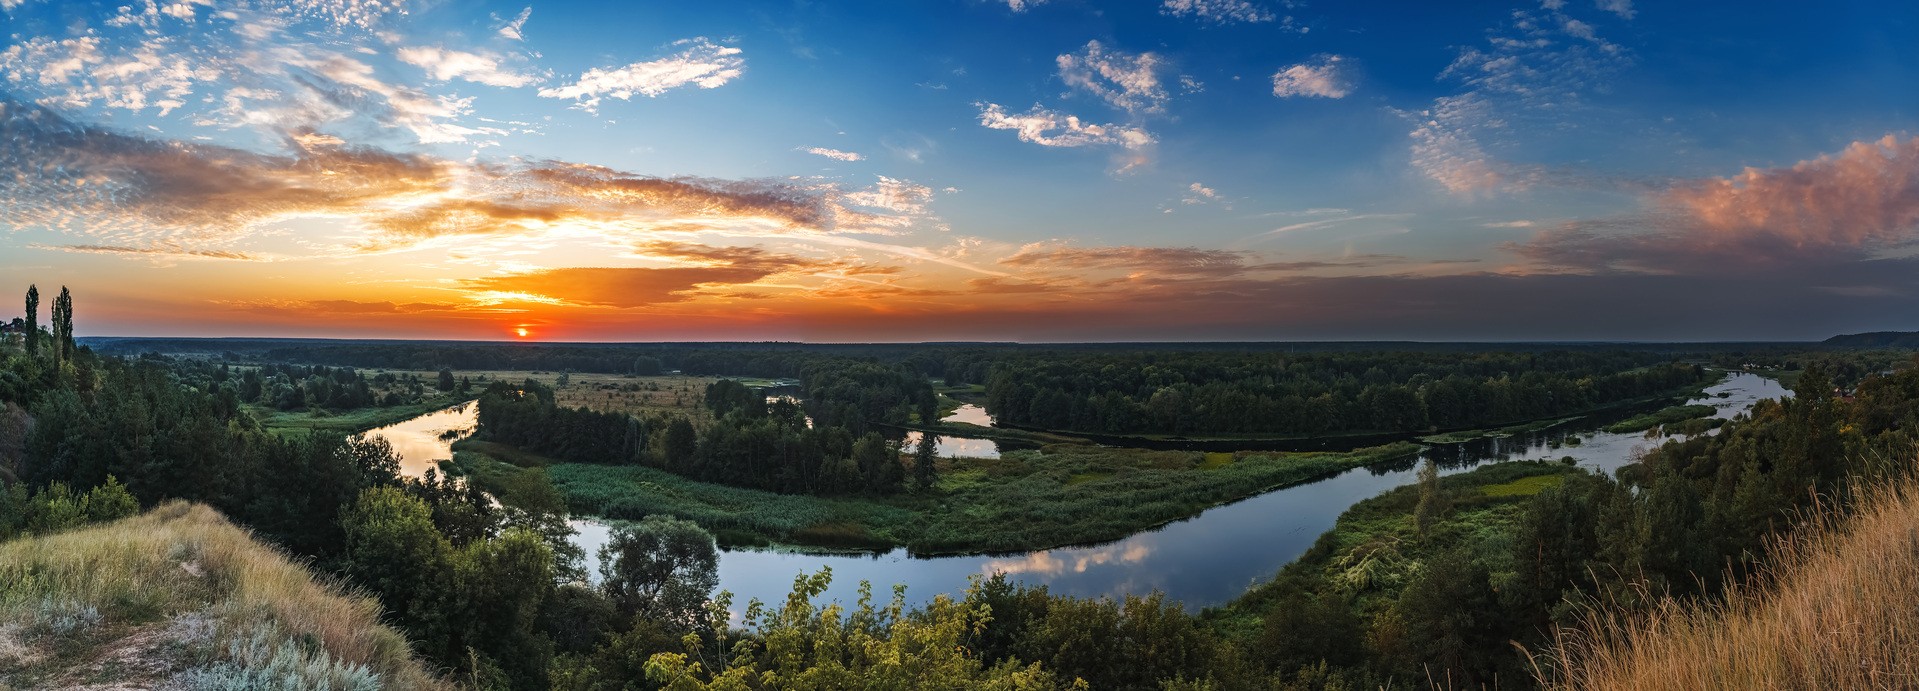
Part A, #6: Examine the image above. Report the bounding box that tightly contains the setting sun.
[515,327,529,338]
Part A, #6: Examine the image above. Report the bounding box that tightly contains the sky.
[1,0,1916,342]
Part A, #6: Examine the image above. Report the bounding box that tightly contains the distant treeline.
[473,359,937,496]
[984,351,1715,437]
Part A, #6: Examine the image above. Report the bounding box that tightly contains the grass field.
[457,440,1424,554]
[0,502,446,690]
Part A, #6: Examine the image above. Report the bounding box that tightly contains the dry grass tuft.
[1540,478,1919,689]
[0,501,448,690]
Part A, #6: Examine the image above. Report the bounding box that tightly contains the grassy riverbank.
[448,439,1423,554]
[1207,461,1580,638]
[1603,404,1718,434]
[248,396,459,436]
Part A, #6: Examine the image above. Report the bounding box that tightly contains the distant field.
[394,370,717,423]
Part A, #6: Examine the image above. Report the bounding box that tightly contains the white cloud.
[1182,182,1222,205]
[1405,94,1512,196]
[1484,220,1536,228]
[975,102,1153,150]
[538,38,744,112]
[1271,54,1353,98]
[1160,0,1274,24]
[397,46,539,88]
[1405,3,1632,196]
[496,6,532,41]
[1057,40,1168,114]
[801,146,863,162]
[1004,0,1047,11]
[1596,0,1634,20]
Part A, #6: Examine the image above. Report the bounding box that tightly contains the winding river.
[362,372,1788,612]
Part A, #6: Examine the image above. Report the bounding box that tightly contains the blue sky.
[1,0,1917,341]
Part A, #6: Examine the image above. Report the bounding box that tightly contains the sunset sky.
[2,0,1916,341]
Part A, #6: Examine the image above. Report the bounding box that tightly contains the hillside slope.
[0,502,447,691]
[1544,475,1919,688]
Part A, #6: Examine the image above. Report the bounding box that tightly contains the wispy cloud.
[538,38,744,112]
[495,6,532,41]
[1160,0,1274,24]
[975,102,1153,150]
[0,97,945,258]
[1003,243,1249,275]
[397,46,540,88]
[1182,182,1224,206]
[1057,40,1167,114]
[801,146,864,162]
[1271,54,1353,98]
[1404,3,1632,195]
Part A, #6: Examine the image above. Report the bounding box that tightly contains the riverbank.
[448,438,1424,555]
[1204,460,1581,640]
[248,396,459,436]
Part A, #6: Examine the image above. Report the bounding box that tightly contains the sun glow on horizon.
[515,327,530,338]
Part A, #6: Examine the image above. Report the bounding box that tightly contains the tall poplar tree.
[22,285,37,355]
[51,286,73,365]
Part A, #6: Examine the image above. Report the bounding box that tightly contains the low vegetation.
[1543,470,1919,689]
[1602,403,1717,434]
[470,441,1423,554]
[0,502,445,690]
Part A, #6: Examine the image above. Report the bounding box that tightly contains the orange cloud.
[1664,134,1919,249]
[1513,134,1919,273]
[462,267,773,308]
[1001,244,1249,275]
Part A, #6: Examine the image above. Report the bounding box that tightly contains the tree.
[1414,459,1447,539]
[438,368,457,391]
[340,487,454,648]
[22,285,37,355]
[914,433,939,491]
[598,515,719,630]
[51,286,73,364]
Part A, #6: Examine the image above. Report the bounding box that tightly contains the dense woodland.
[472,363,937,496]
[983,351,1714,436]
[15,288,1919,689]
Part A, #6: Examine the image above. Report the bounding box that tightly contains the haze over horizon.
[3,0,1916,342]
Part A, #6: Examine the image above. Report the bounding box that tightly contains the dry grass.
[1540,477,1919,689]
[0,501,448,690]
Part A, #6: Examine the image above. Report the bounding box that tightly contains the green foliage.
[598,515,719,630]
[985,350,1713,437]
[641,570,1087,690]
[1602,404,1718,434]
[548,442,1422,554]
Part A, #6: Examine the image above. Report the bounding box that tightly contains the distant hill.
[1822,331,1919,348]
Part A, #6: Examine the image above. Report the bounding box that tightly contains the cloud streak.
[538,38,744,112]
[975,102,1153,150]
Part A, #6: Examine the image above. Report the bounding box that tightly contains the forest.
[10,286,1919,689]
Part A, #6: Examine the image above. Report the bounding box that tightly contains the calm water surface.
[365,373,1788,610]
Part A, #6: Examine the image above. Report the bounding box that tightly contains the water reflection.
[359,401,476,478]
[983,543,1152,577]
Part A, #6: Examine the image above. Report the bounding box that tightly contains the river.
[360,372,1788,612]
